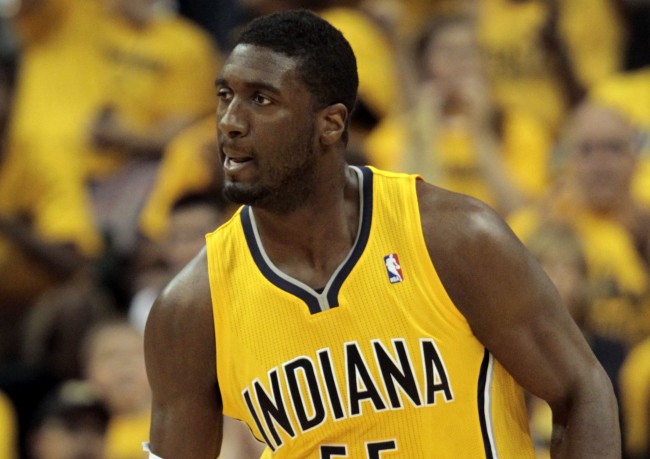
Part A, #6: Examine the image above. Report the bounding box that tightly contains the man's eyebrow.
[214,77,281,95]
[247,81,281,95]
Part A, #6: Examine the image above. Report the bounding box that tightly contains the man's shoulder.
[416,181,504,232]
[415,180,518,259]
[154,248,211,317]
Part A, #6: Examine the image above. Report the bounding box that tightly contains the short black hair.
[31,381,109,432]
[235,9,358,118]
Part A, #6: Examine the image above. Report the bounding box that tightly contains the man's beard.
[222,126,318,214]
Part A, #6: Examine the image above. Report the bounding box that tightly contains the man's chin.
[223,183,262,206]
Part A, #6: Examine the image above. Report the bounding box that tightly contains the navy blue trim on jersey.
[240,166,374,315]
[241,206,322,313]
[477,349,496,459]
[327,166,373,306]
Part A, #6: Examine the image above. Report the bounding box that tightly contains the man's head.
[165,193,226,274]
[418,13,481,85]
[82,321,150,416]
[216,10,358,213]
[562,102,639,213]
[235,9,358,132]
[30,381,109,459]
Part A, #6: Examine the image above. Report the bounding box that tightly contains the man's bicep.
[469,264,596,405]
[144,256,223,458]
[431,203,623,457]
[472,235,599,406]
[424,198,601,405]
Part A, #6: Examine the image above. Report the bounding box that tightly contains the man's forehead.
[220,44,301,86]
[571,104,633,135]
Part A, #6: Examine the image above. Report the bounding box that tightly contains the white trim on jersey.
[483,353,499,459]
[143,442,165,459]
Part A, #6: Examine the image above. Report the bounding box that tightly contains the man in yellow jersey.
[144,10,620,459]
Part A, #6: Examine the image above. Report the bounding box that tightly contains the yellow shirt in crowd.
[0,391,17,459]
[139,115,216,240]
[105,409,150,459]
[319,7,400,120]
[2,0,220,277]
[478,0,624,132]
[0,133,102,305]
[364,108,551,210]
[509,204,650,346]
[619,337,650,458]
[86,10,219,177]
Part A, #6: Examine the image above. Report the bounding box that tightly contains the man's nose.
[218,98,248,139]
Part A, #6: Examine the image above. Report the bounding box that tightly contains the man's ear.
[318,103,348,146]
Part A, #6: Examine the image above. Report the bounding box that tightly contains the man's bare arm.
[417,181,620,458]
[144,248,223,458]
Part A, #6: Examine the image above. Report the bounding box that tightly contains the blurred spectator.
[619,335,650,459]
[129,191,231,333]
[138,115,224,242]
[318,2,399,127]
[0,389,18,459]
[21,270,119,383]
[27,380,109,459]
[87,0,221,256]
[360,0,477,44]
[80,319,263,459]
[364,12,551,216]
[6,0,221,262]
[82,320,150,459]
[590,64,650,206]
[4,0,108,277]
[524,224,628,458]
[8,0,220,177]
[0,34,100,360]
[476,0,625,133]
[15,273,114,457]
[509,101,650,347]
[527,225,628,392]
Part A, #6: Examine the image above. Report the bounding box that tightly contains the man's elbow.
[549,360,619,423]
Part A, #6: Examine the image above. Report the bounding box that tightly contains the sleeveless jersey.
[206,166,535,458]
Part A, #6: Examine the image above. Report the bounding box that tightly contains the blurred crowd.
[0,0,648,458]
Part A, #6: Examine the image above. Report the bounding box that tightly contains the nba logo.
[384,253,403,284]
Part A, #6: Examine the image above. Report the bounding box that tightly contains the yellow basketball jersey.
[206,166,535,458]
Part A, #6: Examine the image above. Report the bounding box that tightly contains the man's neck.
[250,165,361,288]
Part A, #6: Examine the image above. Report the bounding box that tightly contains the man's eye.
[252,93,272,106]
[217,89,233,101]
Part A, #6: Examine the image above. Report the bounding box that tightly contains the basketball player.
[143,10,620,459]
